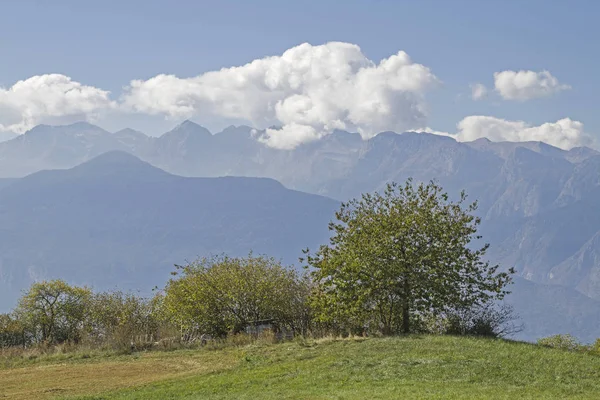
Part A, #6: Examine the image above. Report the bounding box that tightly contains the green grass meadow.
[4,336,600,399]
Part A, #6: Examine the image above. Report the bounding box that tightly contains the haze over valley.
[1,121,600,341]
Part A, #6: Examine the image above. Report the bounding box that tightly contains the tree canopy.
[161,254,311,338]
[305,179,514,335]
[15,280,92,344]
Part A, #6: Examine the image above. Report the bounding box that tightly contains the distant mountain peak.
[465,137,567,162]
[83,150,145,163]
[218,125,254,135]
[401,130,455,141]
[112,128,149,140]
[329,129,362,142]
[370,130,455,145]
[114,127,144,135]
[565,146,600,163]
[161,120,212,141]
[175,120,210,132]
[68,151,171,179]
[78,150,155,168]
[65,121,101,130]
[24,121,108,137]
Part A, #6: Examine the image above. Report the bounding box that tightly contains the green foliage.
[2,257,309,351]
[86,290,161,349]
[4,282,166,350]
[0,313,25,348]
[161,254,311,338]
[305,179,514,335]
[591,338,600,354]
[537,334,582,351]
[15,280,92,344]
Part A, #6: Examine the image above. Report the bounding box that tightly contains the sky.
[1,0,599,149]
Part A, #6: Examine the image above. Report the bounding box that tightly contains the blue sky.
[1,0,598,149]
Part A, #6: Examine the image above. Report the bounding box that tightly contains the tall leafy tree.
[15,280,91,344]
[305,179,514,335]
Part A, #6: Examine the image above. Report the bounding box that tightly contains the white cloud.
[0,74,115,133]
[419,126,453,138]
[470,83,488,100]
[121,42,439,149]
[0,48,590,152]
[454,116,593,150]
[494,70,570,101]
[258,123,321,150]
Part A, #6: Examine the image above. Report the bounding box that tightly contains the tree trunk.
[401,279,410,334]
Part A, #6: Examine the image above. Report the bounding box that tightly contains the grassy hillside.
[3,336,600,399]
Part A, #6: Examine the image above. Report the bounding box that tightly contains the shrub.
[442,303,522,338]
[537,334,582,351]
[161,254,311,339]
[590,338,600,354]
[86,290,162,350]
[0,314,26,348]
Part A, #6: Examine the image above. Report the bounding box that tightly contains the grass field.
[4,335,600,399]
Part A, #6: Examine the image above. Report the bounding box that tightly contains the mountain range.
[3,122,600,297]
[2,121,600,341]
[0,151,337,311]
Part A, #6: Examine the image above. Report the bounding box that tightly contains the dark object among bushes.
[443,304,522,338]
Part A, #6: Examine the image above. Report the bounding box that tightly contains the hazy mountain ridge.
[3,122,600,301]
[507,277,600,342]
[0,131,18,143]
[0,151,338,312]
[1,151,600,341]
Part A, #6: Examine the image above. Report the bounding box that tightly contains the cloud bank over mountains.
[0,42,590,149]
[0,74,115,134]
[455,116,592,149]
[420,117,593,150]
[122,42,439,149]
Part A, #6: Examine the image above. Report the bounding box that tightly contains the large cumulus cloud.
[121,42,439,148]
[0,74,115,133]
